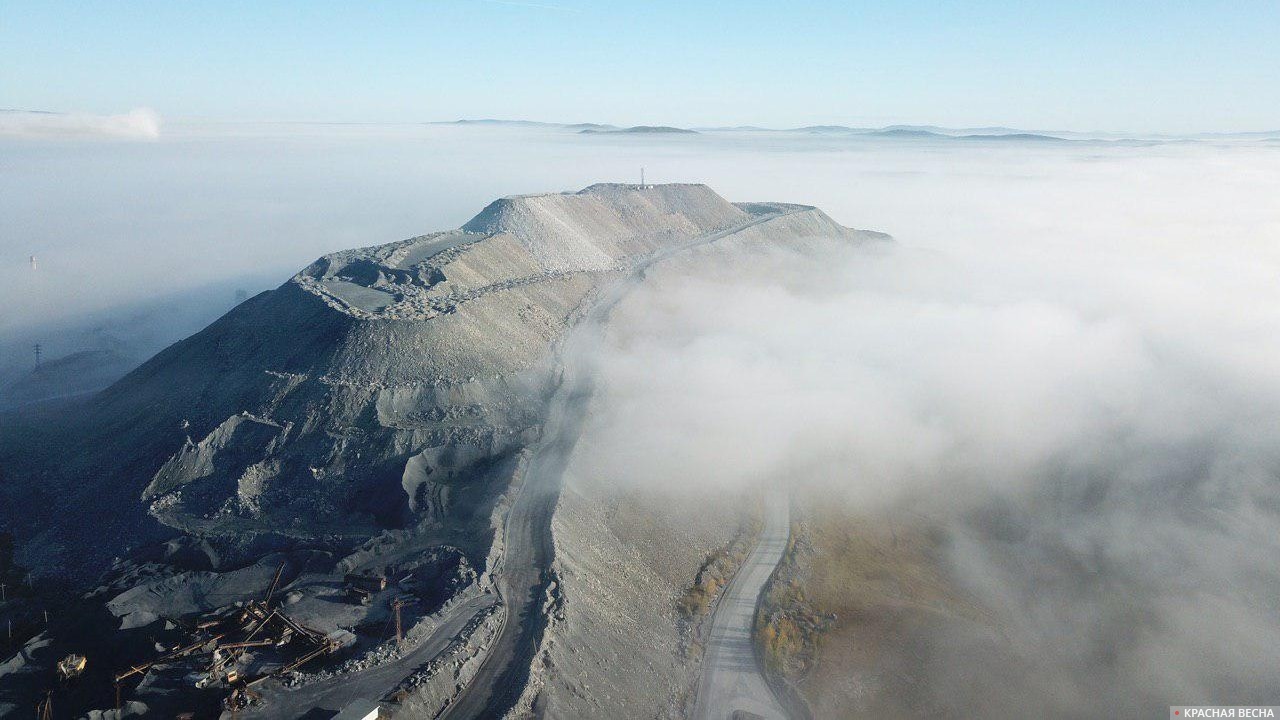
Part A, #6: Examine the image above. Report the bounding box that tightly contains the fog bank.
[3,121,1278,710]
[0,108,161,139]
[567,140,1280,712]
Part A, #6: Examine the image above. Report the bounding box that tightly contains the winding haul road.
[236,210,794,720]
[442,210,791,719]
[242,593,497,719]
[693,496,792,720]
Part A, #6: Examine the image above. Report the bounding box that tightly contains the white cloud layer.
[0,108,161,139]
[565,140,1280,715]
[1,122,1278,714]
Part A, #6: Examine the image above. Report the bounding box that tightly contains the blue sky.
[3,1,1277,132]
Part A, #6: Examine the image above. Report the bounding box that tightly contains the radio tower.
[33,344,42,367]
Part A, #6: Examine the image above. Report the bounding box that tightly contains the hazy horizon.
[7,120,1277,338]
[4,109,1280,138]
[2,5,1278,716]
[5,2,1278,134]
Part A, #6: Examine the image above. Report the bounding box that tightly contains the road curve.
[442,211,791,719]
[242,592,498,719]
[436,338,590,719]
[693,495,791,720]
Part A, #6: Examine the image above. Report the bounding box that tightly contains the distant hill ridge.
[431,118,1280,142]
[578,125,697,135]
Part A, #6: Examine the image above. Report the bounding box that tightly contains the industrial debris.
[112,563,341,713]
[55,653,87,681]
[345,572,389,605]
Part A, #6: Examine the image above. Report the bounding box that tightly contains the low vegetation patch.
[757,501,990,717]
[755,522,828,680]
[677,521,758,618]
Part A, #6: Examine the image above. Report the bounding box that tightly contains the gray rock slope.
[530,200,888,719]
[0,183,879,585]
[0,183,889,719]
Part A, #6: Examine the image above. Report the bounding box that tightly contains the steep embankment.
[518,201,887,718]
[0,183,888,719]
[0,184,748,581]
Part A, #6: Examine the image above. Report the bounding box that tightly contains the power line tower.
[392,597,406,645]
[390,596,418,647]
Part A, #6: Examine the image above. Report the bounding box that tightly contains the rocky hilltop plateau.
[0,183,885,718]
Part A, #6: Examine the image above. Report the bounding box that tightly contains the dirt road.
[242,592,497,719]
[443,210,791,719]
[693,496,791,720]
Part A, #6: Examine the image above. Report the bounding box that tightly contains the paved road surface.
[693,496,791,720]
